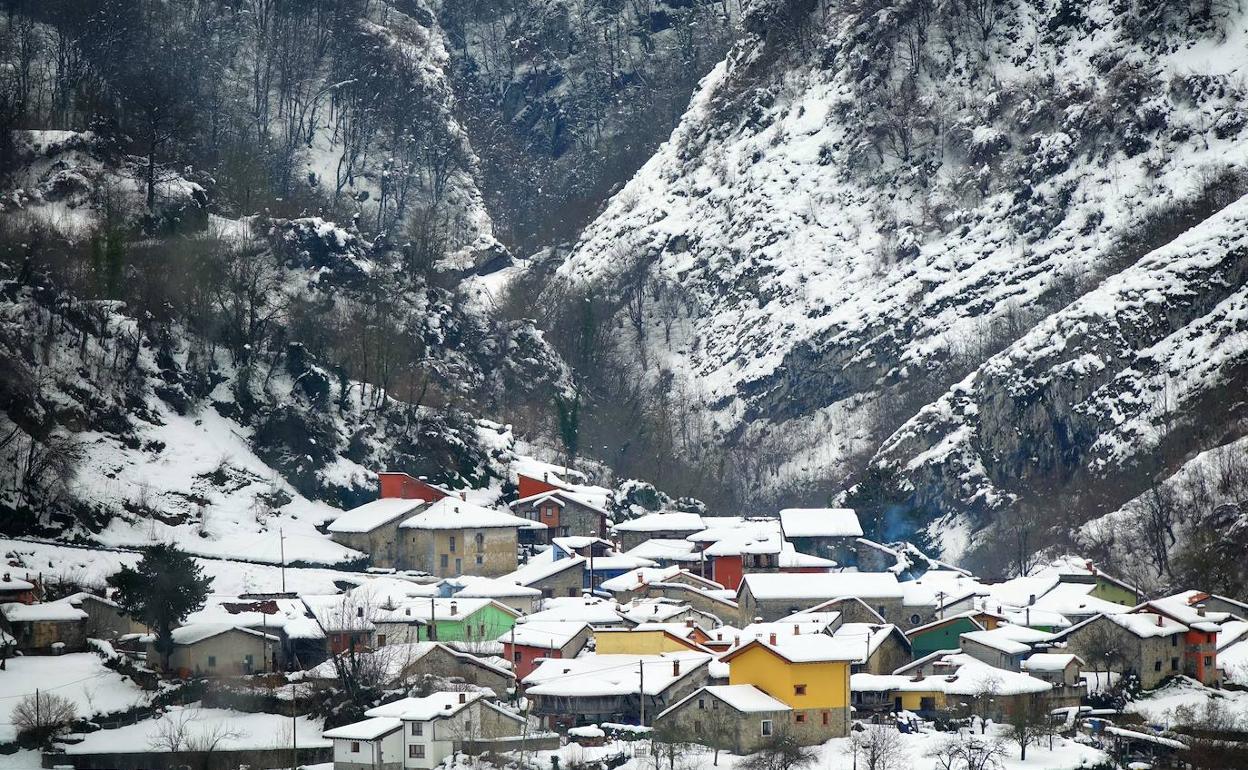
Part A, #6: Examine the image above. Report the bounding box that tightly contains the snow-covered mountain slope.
[550,0,1248,556]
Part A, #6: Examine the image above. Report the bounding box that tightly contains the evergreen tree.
[107,544,213,671]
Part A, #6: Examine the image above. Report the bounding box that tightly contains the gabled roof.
[512,489,610,515]
[613,512,706,533]
[961,624,1052,655]
[164,623,279,646]
[328,498,425,534]
[721,634,861,664]
[778,508,863,538]
[374,598,518,623]
[401,498,537,530]
[833,623,910,661]
[657,684,790,721]
[799,596,887,623]
[501,621,591,649]
[1,602,88,623]
[365,692,521,723]
[501,550,585,587]
[1022,653,1083,672]
[522,652,712,696]
[740,572,902,601]
[595,626,712,653]
[1052,611,1187,641]
[905,612,985,638]
[323,716,403,740]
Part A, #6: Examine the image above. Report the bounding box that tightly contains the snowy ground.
[512,723,1108,770]
[59,705,328,754]
[0,653,150,743]
[1126,677,1248,728]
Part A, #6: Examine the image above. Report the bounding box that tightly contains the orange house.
[378,472,452,502]
[517,473,563,500]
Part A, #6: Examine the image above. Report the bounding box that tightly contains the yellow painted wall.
[594,630,693,654]
[727,645,849,710]
[897,690,947,711]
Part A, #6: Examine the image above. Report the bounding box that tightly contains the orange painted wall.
[713,555,744,591]
[378,472,450,502]
[518,474,563,499]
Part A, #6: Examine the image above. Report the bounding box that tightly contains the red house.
[0,572,37,605]
[501,621,592,681]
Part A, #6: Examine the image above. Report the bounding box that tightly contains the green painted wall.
[428,604,517,643]
[909,617,980,659]
[1090,580,1138,607]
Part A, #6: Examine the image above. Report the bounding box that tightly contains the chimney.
[405,608,411,617]
[1028,594,1036,605]
[2,572,8,582]
[672,660,680,676]
[1197,604,1207,617]
[1156,615,1163,627]
[356,607,364,618]
[543,473,549,482]
[450,601,458,616]
[458,693,467,704]
[454,506,460,513]
[444,703,452,710]
[769,633,777,645]
[716,632,723,641]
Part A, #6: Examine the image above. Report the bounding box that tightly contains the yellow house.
[719,634,856,740]
[594,627,710,655]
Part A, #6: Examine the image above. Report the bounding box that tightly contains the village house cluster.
[5,463,1247,769]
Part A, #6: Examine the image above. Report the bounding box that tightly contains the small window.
[455,558,462,573]
[1154,661,1163,672]
[712,700,719,710]
[822,711,829,726]
[698,698,705,710]
[513,650,523,662]
[208,655,217,668]
[449,536,457,553]
[910,614,921,625]
[1171,636,1179,647]
[1204,655,1213,666]
[475,533,485,550]
[877,606,887,617]
[476,555,484,565]
[351,742,360,753]
[694,719,702,732]
[1171,658,1179,671]
[794,684,806,696]
[440,554,449,569]
[794,713,807,723]
[412,723,423,736]
[244,654,253,666]
[377,634,387,646]
[479,623,485,637]
[410,744,425,758]
[761,720,773,737]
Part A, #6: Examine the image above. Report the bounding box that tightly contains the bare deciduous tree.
[13,691,78,745]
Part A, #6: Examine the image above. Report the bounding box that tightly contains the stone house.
[396,643,514,695]
[151,624,281,677]
[510,490,609,540]
[1021,653,1084,709]
[656,684,794,754]
[501,552,586,599]
[833,623,911,675]
[737,573,904,623]
[906,613,985,659]
[778,508,864,566]
[1051,611,1196,689]
[959,625,1052,671]
[0,601,87,652]
[324,716,404,770]
[327,498,428,569]
[60,592,140,639]
[399,499,534,578]
[612,512,706,551]
[501,621,592,680]
[0,571,37,604]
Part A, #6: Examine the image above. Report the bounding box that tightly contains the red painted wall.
[378,472,450,502]
[506,642,562,681]
[518,473,563,500]
[713,555,744,591]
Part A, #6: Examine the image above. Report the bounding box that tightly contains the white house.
[324,716,404,770]
[326,692,525,770]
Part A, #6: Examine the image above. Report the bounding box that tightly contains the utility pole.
[429,596,436,641]
[35,689,39,730]
[291,680,299,769]
[279,528,287,594]
[638,660,645,726]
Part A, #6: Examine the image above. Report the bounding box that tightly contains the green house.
[422,598,519,643]
[906,614,984,659]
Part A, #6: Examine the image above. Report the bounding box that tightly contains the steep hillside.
[550,0,1248,560]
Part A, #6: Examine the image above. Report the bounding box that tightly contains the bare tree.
[13,691,78,745]
[1005,696,1048,761]
[928,734,1005,770]
[846,724,911,770]
[149,708,244,770]
[738,727,817,770]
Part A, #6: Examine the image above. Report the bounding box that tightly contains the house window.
[412,723,423,736]
[207,656,217,668]
[1204,655,1213,667]
[910,614,921,625]
[479,624,485,637]
[794,685,807,696]
[794,713,807,723]
[514,650,523,662]
[244,654,254,668]
[694,719,702,733]
[1171,658,1179,671]
[712,700,718,710]
[761,720,773,737]
[455,558,462,573]
[409,744,425,758]
[476,555,484,565]
[877,606,887,617]
[1171,636,1179,647]
[1154,661,1163,672]
[566,587,578,597]
[377,635,386,646]
[698,698,705,710]
[466,626,473,639]
[440,554,449,569]
[475,533,485,550]
[449,536,456,553]
[351,742,360,753]
[821,711,829,726]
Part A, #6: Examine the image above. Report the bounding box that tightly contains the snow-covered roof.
[1,602,88,622]
[523,652,711,696]
[587,555,659,571]
[501,621,590,648]
[365,692,514,722]
[328,498,425,534]
[598,565,688,593]
[1030,582,1128,618]
[855,653,1051,696]
[0,574,36,592]
[740,572,903,601]
[1142,592,1234,627]
[401,498,536,530]
[725,634,862,664]
[58,591,120,608]
[1217,620,1248,652]
[1022,653,1082,673]
[704,530,783,556]
[166,623,279,645]
[618,599,694,624]
[779,508,863,538]
[624,539,704,563]
[501,550,585,587]
[659,684,790,720]
[302,641,513,683]
[961,625,1051,655]
[741,614,840,641]
[323,716,403,740]
[833,623,905,660]
[513,489,610,515]
[613,512,706,533]
[374,598,515,623]
[302,594,377,631]
[904,612,985,637]
[184,594,324,639]
[1104,612,1188,638]
[442,576,543,599]
[778,544,837,569]
[521,596,624,626]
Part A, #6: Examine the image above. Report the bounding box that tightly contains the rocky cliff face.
[550,0,1248,566]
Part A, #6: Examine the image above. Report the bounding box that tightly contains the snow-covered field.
[1126,677,1248,728]
[0,653,149,743]
[60,705,328,754]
